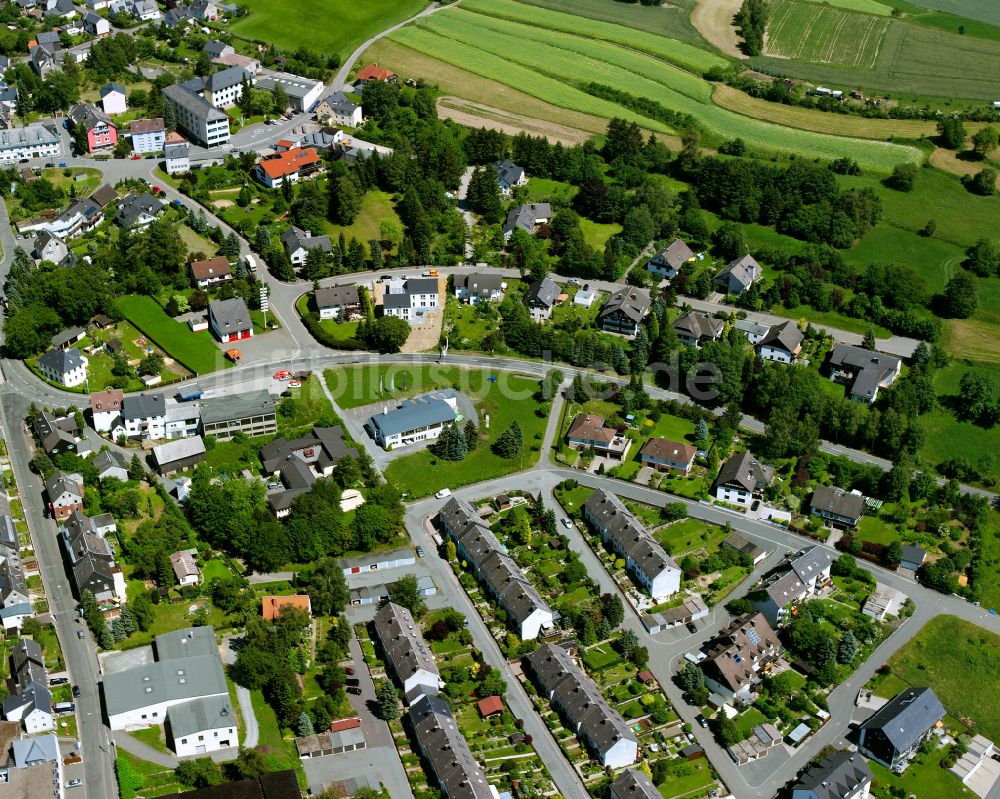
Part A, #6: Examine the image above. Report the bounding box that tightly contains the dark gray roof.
[523,275,560,309]
[166,695,235,738]
[366,398,456,437]
[38,347,85,374]
[649,238,694,271]
[100,82,125,97]
[202,40,230,58]
[201,389,274,426]
[0,513,17,550]
[829,344,901,401]
[492,158,524,186]
[454,273,504,298]
[45,470,82,501]
[164,142,189,159]
[115,192,164,227]
[583,490,679,583]
[901,545,925,565]
[600,286,651,324]
[503,203,551,236]
[810,485,865,521]
[315,285,359,309]
[320,90,358,115]
[793,750,873,799]
[610,769,660,799]
[673,311,724,342]
[478,549,552,626]
[312,425,358,463]
[714,450,774,493]
[717,254,762,289]
[788,545,833,583]
[280,225,331,254]
[208,297,252,334]
[373,601,439,688]
[162,82,229,123]
[405,277,439,294]
[382,292,410,310]
[69,102,113,132]
[123,393,166,420]
[50,327,84,348]
[93,449,127,476]
[757,320,803,353]
[407,694,493,799]
[860,687,944,754]
[204,64,248,92]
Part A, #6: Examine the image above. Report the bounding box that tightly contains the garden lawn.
[276,376,337,432]
[383,371,547,496]
[656,757,717,799]
[732,707,769,740]
[322,189,402,248]
[249,689,300,771]
[886,615,1000,741]
[842,225,963,296]
[229,0,427,57]
[868,746,975,799]
[117,295,229,375]
[855,514,901,545]
[655,518,725,555]
[919,409,1000,483]
[523,177,577,202]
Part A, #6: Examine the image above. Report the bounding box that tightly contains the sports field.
[228,0,426,57]
[380,0,921,170]
[765,0,891,67]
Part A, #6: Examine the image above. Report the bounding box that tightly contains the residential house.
[646,238,695,279]
[583,489,681,602]
[900,545,926,572]
[37,347,87,387]
[266,458,315,517]
[639,438,696,473]
[0,544,29,609]
[181,65,248,109]
[46,0,76,17]
[453,273,505,305]
[169,551,201,587]
[10,734,64,799]
[208,297,253,343]
[492,159,526,194]
[810,485,865,528]
[858,687,944,772]
[253,70,323,112]
[315,285,360,320]
[673,311,724,347]
[503,202,551,241]
[29,44,60,79]
[152,437,206,476]
[102,627,236,757]
[189,256,232,288]
[162,83,230,147]
[574,287,597,308]
[81,10,110,35]
[2,639,54,733]
[699,612,782,702]
[260,595,311,622]
[202,40,233,59]
[862,584,905,621]
[438,497,554,640]
[792,750,873,799]
[128,118,165,154]
[407,694,493,799]
[191,0,218,19]
[33,230,70,265]
[120,393,167,440]
[373,601,440,702]
[200,389,276,441]
[734,319,771,344]
[164,142,190,175]
[610,769,661,799]
[255,147,321,189]
[115,192,164,229]
[93,450,128,482]
[598,286,650,336]
[757,320,803,363]
[715,254,762,296]
[354,64,397,87]
[527,643,638,768]
[827,344,901,404]
[164,398,202,439]
[365,394,458,450]
[315,90,362,127]
[131,0,160,21]
[32,410,79,455]
[164,5,193,27]
[750,545,832,626]
[90,388,124,432]
[523,275,560,321]
[100,82,127,115]
[565,414,631,461]
[713,451,774,506]
[380,276,439,322]
[262,428,360,515]
[69,102,117,152]
[37,198,103,238]
[280,225,331,266]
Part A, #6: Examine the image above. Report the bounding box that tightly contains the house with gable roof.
[715,254,762,296]
[713,451,774,506]
[647,238,695,279]
[492,159,526,194]
[858,687,944,771]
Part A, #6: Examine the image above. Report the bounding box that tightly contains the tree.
[175,758,223,789]
[328,172,363,225]
[296,557,349,616]
[432,422,467,461]
[695,418,710,445]
[363,316,410,353]
[971,126,999,158]
[886,162,918,192]
[493,421,522,458]
[375,679,401,720]
[601,592,625,627]
[957,371,995,423]
[466,166,503,223]
[941,270,978,318]
[297,711,314,736]
[679,660,707,699]
[478,666,507,698]
[463,420,479,451]
[965,238,1000,278]
[713,715,742,746]
[232,747,269,780]
[862,327,876,351]
[966,168,997,196]
[886,539,903,564]
[937,117,968,150]
[272,84,289,113]
[837,630,858,664]
[618,628,639,658]
[387,574,426,618]
[127,454,144,482]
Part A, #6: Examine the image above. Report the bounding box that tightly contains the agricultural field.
[900,0,1000,27]
[765,0,891,67]
[383,1,922,170]
[228,0,426,57]
[517,0,708,46]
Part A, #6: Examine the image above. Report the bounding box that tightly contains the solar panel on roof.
[747,628,761,645]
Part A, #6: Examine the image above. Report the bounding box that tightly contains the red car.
[345,667,354,676]
[273,370,291,381]
[151,185,163,194]
[130,154,141,160]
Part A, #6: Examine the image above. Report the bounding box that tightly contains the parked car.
[287,380,301,389]
[345,667,354,676]
[561,518,573,529]
[72,685,80,698]
[49,677,68,686]
[345,678,360,687]
[66,779,83,788]
[750,500,761,512]
[435,488,451,499]
[347,686,362,695]
[415,545,424,558]
[76,630,84,639]
[58,161,67,167]
[274,370,291,381]
[267,482,281,490]
[280,390,292,398]
[696,714,708,729]
[686,622,698,634]
[130,154,141,160]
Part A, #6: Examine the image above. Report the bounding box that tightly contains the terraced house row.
[438,497,555,640]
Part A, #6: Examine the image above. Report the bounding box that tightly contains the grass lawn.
[856,514,901,545]
[200,558,235,585]
[322,189,401,247]
[120,596,228,648]
[230,0,427,57]
[117,294,230,375]
[655,518,725,556]
[770,303,892,337]
[579,218,621,251]
[382,369,547,497]
[868,746,975,799]
[249,689,300,772]
[656,757,717,799]
[886,615,1000,741]
[940,276,1000,366]
[523,177,577,202]
[116,750,186,798]
[550,288,604,326]
[732,707,769,740]
[276,375,336,432]
[203,434,274,474]
[129,725,171,754]
[919,409,1000,483]
[445,298,502,349]
[32,624,65,672]
[40,166,103,194]
[842,225,963,296]
[176,224,220,257]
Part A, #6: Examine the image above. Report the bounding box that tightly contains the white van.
[435,488,452,499]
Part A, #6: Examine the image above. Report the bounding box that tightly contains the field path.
[930,147,1000,191]
[691,0,744,58]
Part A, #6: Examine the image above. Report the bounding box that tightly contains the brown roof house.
[639,438,696,473]
[190,255,232,288]
[713,451,774,507]
[699,612,781,703]
[646,238,694,279]
[566,414,631,461]
[673,311,724,348]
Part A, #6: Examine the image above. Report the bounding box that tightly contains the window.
[198,735,204,741]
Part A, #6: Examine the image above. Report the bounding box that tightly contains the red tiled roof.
[356,64,395,81]
[257,147,319,180]
[90,388,124,414]
[261,595,312,621]
[129,117,165,135]
[476,696,504,717]
[640,438,697,464]
[329,717,361,732]
[190,255,231,281]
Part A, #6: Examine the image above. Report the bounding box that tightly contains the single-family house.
[128,118,165,154]
[37,347,87,387]
[699,612,781,702]
[610,769,661,799]
[647,238,694,279]
[503,202,551,241]
[255,147,321,188]
[862,584,905,621]
[757,320,803,363]
[164,5,193,27]
[565,414,631,461]
[792,750,873,799]
[32,410,79,456]
[673,311,725,347]
[280,225,331,266]
[750,545,833,625]
[191,0,218,20]
[208,297,253,343]
[164,142,190,175]
[115,192,164,229]
[169,551,201,586]
[713,451,774,506]
[202,40,233,59]
[90,388,124,432]
[523,275,560,321]
[152,437,206,476]
[810,485,865,528]
[453,273,505,305]
[598,286,650,336]
[33,230,70,265]
[131,0,160,21]
[100,82,127,115]
[189,256,232,288]
[354,64,396,87]
[120,393,167,440]
[81,10,110,35]
[314,91,362,127]
[69,102,117,152]
[639,438,696,473]
[2,638,54,733]
[827,344,901,404]
[379,276,439,322]
[93,450,129,483]
[715,254,762,296]
[315,285,360,320]
[734,319,771,344]
[492,159,526,194]
[858,687,944,771]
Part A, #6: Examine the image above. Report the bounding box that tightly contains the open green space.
[842,226,963,297]
[868,746,975,799]
[324,363,518,409]
[322,189,402,250]
[515,0,708,47]
[656,757,717,799]
[117,294,230,375]
[579,219,621,252]
[895,0,1000,28]
[388,0,922,170]
[765,0,890,67]
[886,615,1000,741]
[228,0,427,57]
[941,276,1000,366]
